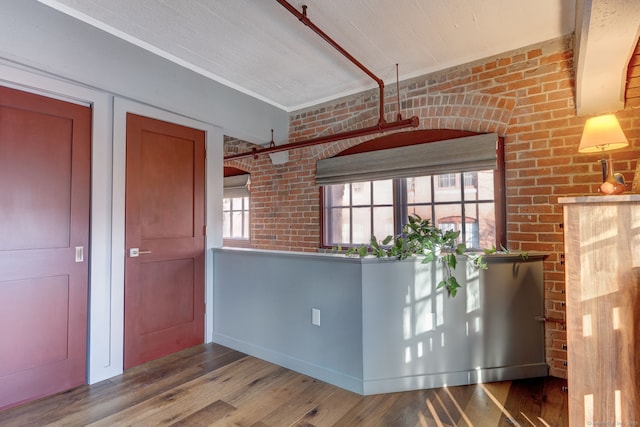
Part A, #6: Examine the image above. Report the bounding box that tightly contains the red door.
[124,113,205,369]
[0,86,91,410]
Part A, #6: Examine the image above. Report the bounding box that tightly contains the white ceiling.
[38,0,639,114]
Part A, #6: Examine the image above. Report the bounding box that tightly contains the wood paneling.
[562,196,640,425]
[0,343,568,426]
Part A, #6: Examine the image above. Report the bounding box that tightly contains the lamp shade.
[578,114,629,153]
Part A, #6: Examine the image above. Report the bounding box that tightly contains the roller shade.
[223,174,250,198]
[316,133,498,185]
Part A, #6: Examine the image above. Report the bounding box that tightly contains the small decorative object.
[578,114,629,194]
[599,156,625,195]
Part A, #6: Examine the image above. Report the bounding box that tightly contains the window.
[317,132,503,250]
[223,196,249,240]
[438,173,456,188]
[324,180,394,245]
[223,172,250,245]
[323,170,496,250]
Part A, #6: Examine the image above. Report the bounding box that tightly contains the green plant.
[345,214,468,297]
[468,244,529,270]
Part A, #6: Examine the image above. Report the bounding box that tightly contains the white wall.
[1,0,289,144]
[0,0,289,384]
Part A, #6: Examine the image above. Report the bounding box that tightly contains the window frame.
[319,134,506,250]
[223,195,251,247]
[223,167,251,248]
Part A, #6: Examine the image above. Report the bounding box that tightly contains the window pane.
[352,207,371,244]
[223,212,231,238]
[327,184,350,206]
[477,170,495,200]
[464,220,479,248]
[373,206,394,239]
[434,173,461,202]
[373,179,393,205]
[463,172,477,188]
[408,205,432,222]
[231,211,243,236]
[437,173,456,189]
[408,176,432,203]
[232,197,244,210]
[223,198,230,211]
[477,202,496,249]
[327,208,350,245]
[434,204,462,243]
[243,211,249,239]
[352,182,371,206]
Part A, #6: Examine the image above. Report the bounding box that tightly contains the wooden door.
[0,86,91,410]
[124,113,205,369]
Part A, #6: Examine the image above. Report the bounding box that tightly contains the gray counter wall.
[212,248,547,395]
[212,249,365,393]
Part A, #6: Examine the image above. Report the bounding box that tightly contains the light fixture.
[578,114,629,195]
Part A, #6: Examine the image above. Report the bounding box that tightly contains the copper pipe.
[224,116,419,161]
[276,0,386,124]
[223,1,420,162]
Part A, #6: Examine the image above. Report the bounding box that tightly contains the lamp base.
[599,158,625,195]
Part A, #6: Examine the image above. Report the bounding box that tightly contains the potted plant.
[345,214,468,297]
[343,214,531,297]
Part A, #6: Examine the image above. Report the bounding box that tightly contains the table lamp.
[578,114,629,195]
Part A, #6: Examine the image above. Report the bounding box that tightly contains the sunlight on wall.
[403,306,412,340]
[466,266,480,314]
[436,293,444,327]
[475,367,483,384]
[612,306,620,330]
[580,206,620,301]
[584,394,593,424]
[583,313,592,337]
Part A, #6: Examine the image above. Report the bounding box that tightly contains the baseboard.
[362,363,549,395]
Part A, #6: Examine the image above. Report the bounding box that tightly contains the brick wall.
[224,35,640,378]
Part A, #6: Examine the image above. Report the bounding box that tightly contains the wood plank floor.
[0,343,568,426]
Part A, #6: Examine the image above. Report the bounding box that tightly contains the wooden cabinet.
[560,195,640,425]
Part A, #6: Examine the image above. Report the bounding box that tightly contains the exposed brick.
[224,34,640,380]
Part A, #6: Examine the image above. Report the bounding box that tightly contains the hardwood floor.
[0,343,568,426]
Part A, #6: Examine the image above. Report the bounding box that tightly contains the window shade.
[315,133,498,185]
[223,174,250,198]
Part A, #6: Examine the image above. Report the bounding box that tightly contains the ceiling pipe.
[224,116,419,161]
[224,1,420,162]
[278,1,386,123]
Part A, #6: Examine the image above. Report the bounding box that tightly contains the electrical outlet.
[311,308,321,326]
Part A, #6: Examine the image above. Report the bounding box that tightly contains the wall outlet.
[311,308,321,326]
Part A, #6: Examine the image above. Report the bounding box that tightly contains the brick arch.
[413,94,516,135]
[313,93,515,160]
[223,136,260,172]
